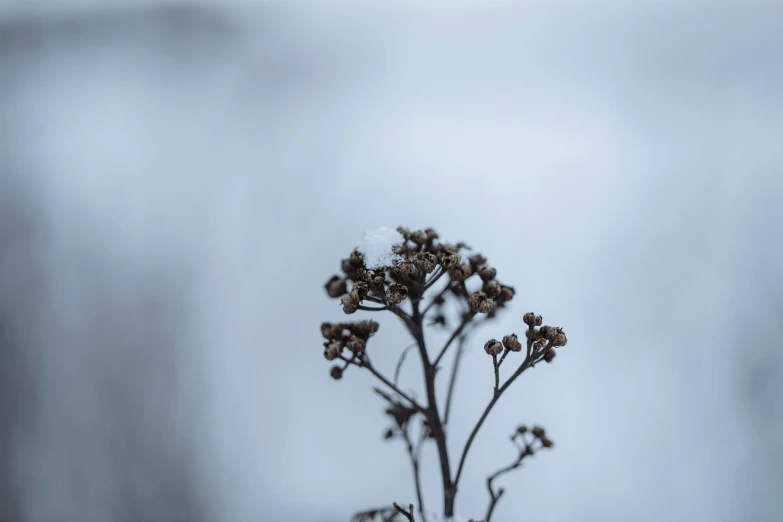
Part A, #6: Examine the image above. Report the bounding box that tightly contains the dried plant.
[321,227,569,521]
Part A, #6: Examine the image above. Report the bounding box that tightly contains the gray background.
[1,1,781,521]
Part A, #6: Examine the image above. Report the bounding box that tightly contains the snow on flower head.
[358,226,405,269]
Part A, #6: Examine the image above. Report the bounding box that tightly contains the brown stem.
[492,354,500,392]
[402,427,427,522]
[393,503,415,522]
[343,355,425,413]
[453,328,543,490]
[443,334,466,426]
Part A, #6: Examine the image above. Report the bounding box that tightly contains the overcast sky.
[1,1,782,521]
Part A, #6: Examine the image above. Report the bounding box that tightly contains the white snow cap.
[357,226,405,269]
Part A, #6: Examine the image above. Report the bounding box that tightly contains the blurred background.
[1,1,782,521]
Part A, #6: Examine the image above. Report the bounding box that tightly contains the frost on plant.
[321,227,570,522]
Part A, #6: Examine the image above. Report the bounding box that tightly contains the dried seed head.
[448,264,473,282]
[410,230,429,245]
[392,259,416,278]
[341,295,359,314]
[555,332,567,347]
[330,365,343,380]
[531,426,546,438]
[502,334,522,352]
[438,251,461,269]
[424,228,439,242]
[396,227,411,240]
[324,341,343,361]
[347,335,367,354]
[468,254,488,271]
[540,437,554,448]
[499,285,515,302]
[484,339,503,355]
[469,291,494,314]
[349,249,365,267]
[349,281,369,302]
[414,252,438,273]
[534,338,548,351]
[516,425,528,434]
[484,280,502,298]
[523,312,543,326]
[386,283,409,304]
[349,320,380,338]
[544,347,557,363]
[324,275,347,298]
[384,428,395,440]
[369,269,386,286]
[321,322,344,340]
[477,265,497,281]
[341,258,360,281]
[544,326,560,341]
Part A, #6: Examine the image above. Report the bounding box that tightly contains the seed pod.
[349,281,369,302]
[346,335,367,354]
[386,283,409,304]
[330,365,343,380]
[502,334,522,352]
[392,259,416,278]
[469,292,494,314]
[341,295,359,314]
[477,265,497,281]
[532,426,546,438]
[324,275,347,298]
[540,437,554,448]
[484,339,503,355]
[323,341,343,361]
[414,252,438,273]
[484,280,502,298]
[438,251,461,269]
[544,347,557,363]
[448,264,472,282]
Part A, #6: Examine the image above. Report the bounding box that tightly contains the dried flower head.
[468,254,487,271]
[540,437,554,448]
[544,347,557,363]
[555,332,567,347]
[392,259,416,278]
[330,365,343,380]
[469,291,494,314]
[438,251,461,269]
[323,341,343,361]
[484,339,503,356]
[531,426,546,438]
[321,322,343,340]
[534,338,548,351]
[502,334,522,352]
[449,264,473,282]
[349,320,380,338]
[477,265,497,282]
[414,252,438,273]
[483,280,502,298]
[324,275,348,298]
[523,312,543,326]
[386,283,409,304]
[341,295,359,314]
[498,284,515,302]
[516,425,528,434]
[349,281,369,302]
[347,335,367,354]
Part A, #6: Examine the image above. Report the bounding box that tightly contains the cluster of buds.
[321,320,380,364]
[521,313,568,364]
[515,424,554,449]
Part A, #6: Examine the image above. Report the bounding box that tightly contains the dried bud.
[499,285,515,302]
[469,292,494,314]
[484,280,502,298]
[544,326,560,341]
[448,264,472,282]
[502,334,522,352]
[349,281,369,302]
[414,252,438,273]
[534,338,548,351]
[544,347,557,363]
[349,320,380,338]
[555,332,567,347]
[468,254,487,270]
[349,249,365,267]
[384,428,395,440]
[523,312,542,326]
[424,228,439,242]
[330,365,343,380]
[410,230,429,245]
[516,425,528,434]
[484,339,503,356]
[438,251,461,269]
[321,322,343,340]
[392,260,416,278]
[396,227,411,240]
[386,283,409,304]
[477,265,497,281]
[341,295,358,314]
[341,258,360,281]
[531,426,545,438]
[323,341,343,361]
[324,275,347,298]
[346,335,367,354]
[540,437,554,448]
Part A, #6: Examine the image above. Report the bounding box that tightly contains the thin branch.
[443,333,466,425]
[394,343,418,387]
[358,304,388,312]
[402,428,427,522]
[453,327,545,488]
[492,354,500,392]
[421,276,452,316]
[393,503,415,522]
[423,266,445,292]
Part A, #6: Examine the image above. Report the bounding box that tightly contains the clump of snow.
[357,226,405,269]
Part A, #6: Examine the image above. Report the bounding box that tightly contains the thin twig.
[421,276,452,316]
[358,304,388,312]
[394,343,418,387]
[433,313,475,367]
[342,355,425,413]
[402,427,427,522]
[492,354,500,392]
[393,502,415,522]
[443,334,466,425]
